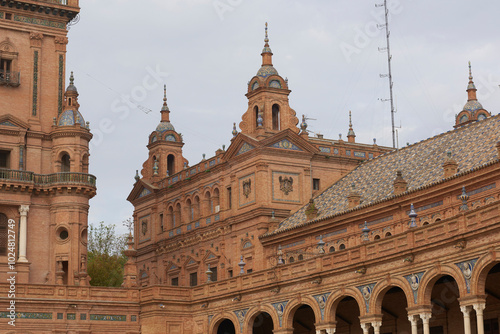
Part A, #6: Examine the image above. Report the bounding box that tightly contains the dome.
[66,83,78,93]
[155,121,175,133]
[58,109,86,127]
[256,65,278,78]
[463,100,483,113]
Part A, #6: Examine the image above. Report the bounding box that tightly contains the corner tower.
[239,23,299,138]
[455,62,491,128]
[140,86,187,182]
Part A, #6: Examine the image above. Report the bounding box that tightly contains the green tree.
[87,221,127,287]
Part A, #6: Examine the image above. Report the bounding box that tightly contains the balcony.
[0,169,96,187]
[0,71,20,87]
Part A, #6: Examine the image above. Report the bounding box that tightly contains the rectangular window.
[0,59,11,72]
[211,266,218,282]
[228,269,233,278]
[0,151,9,169]
[227,187,232,209]
[313,178,320,190]
[247,269,253,274]
[172,212,176,227]
[189,272,198,286]
[159,214,164,232]
[171,277,178,286]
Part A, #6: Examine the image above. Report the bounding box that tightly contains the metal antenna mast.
[376,0,396,148]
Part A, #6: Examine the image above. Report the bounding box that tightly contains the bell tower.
[239,23,299,139]
[140,86,187,182]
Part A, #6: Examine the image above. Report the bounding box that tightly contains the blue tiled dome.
[256,65,278,78]
[58,110,85,127]
[155,121,175,133]
[463,100,483,113]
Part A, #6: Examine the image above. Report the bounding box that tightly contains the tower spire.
[160,84,170,122]
[261,22,273,66]
[467,61,477,101]
[347,110,356,143]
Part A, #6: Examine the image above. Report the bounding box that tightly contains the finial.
[264,22,269,44]
[349,110,353,127]
[69,71,74,85]
[300,114,308,132]
[232,122,238,137]
[135,170,140,182]
[348,111,355,138]
[467,61,476,91]
[468,61,472,81]
[163,84,167,102]
[409,203,418,228]
[361,222,370,242]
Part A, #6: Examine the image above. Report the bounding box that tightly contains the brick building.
[1,2,500,334]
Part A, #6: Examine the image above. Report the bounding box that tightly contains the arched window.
[0,213,7,255]
[289,257,295,263]
[298,254,304,261]
[339,244,346,250]
[167,154,175,175]
[272,104,280,130]
[385,232,392,237]
[254,106,259,128]
[204,191,211,216]
[186,199,193,221]
[193,196,200,220]
[167,206,174,229]
[213,188,220,212]
[374,235,381,240]
[174,203,181,227]
[61,153,70,172]
[329,246,335,253]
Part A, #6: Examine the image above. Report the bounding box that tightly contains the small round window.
[57,227,69,241]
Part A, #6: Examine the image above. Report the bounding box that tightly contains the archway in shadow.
[380,287,410,333]
[429,275,462,333]
[217,318,236,334]
[336,296,362,334]
[293,304,316,334]
[484,263,500,334]
[252,312,274,334]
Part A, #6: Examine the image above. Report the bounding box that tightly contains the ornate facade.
[1,3,500,334]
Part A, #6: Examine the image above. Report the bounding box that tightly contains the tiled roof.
[268,114,500,236]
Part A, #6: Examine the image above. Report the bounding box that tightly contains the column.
[420,313,432,334]
[460,305,472,334]
[408,315,419,334]
[474,303,486,334]
[360,323,371,334]
[18,205,29,262]
[372,321,382,334]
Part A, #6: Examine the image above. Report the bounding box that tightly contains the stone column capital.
[408,314,419,324]
[460,305,472,315]
[360,322,371,334]
[473,302,486,313]
[19,205,30,216]
[420,312,432,322]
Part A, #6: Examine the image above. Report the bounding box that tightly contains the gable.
[126,180,157,203]
[0,114,29,130]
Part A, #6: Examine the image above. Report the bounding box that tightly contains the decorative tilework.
[138,187,151,198]
[32,50,39,116]
[131,315,137,322]
[0,312,52,319]
[315,229,346,239]
[187,224,192,231]
[313,293,330,320]
[208,315,214,325]
[272,301,288,327]
[169,231,174,237]
[176,228,181,235]
[214,214,220,221]
[58,110,85,127]
[0,121,16,126]
[457,183,495,198]
[209,160,216,167]
[251,81,259,90]
[369,153,374,159]
[269,80,281,88]
[195,221,200,228]
[270,139,302,151]
[165,134,176,142]
[354,151,366,158]
[404,272,424,304]
[356,283,376,313]
[190,169,196,175]
[455,258,478,293]
[58,55,64,115]
[57,313,63,319]
[206,217,211,224]
[256,65,278,78]
[14,14,66,29]
[281,240,305,249]
[345,150,351,156]
[358,216,393,228]
[0,13,3,19]
[19,145,24,170]
[237,142,255,156]
[406,201,442,214]
[172,176,178,182]
[463,100,483,113]
[80,313,86,320]
[90,314,126,321]
[334,148,339,154]
[319,146,331,153]
[233,309,249,333]
[67,313,76,320]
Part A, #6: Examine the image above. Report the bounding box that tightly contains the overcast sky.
[65,0,500,234]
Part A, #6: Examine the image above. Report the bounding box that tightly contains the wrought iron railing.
[0,169,96,187]
[0,70,20,87]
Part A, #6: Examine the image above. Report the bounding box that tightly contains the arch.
[282,296,321,330]
[81,153,89,173]
[374,235,381,240]
[419,264,468,305]
[210,312,240,334]
[243,305,279,334]
[370,276,414,314]
[339,244,346,250]
[174,202,181,227]
[324,287,367,322]
[167,154,175,175]
[385,232,392,237]
[272,104,280,130]
[470,250,500,295]
[213,187,220,212]
[193,195,201,220]
[204,190,212,216]
[328,246,335,253]
[186,198,193,222]
[61,152,70,172]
